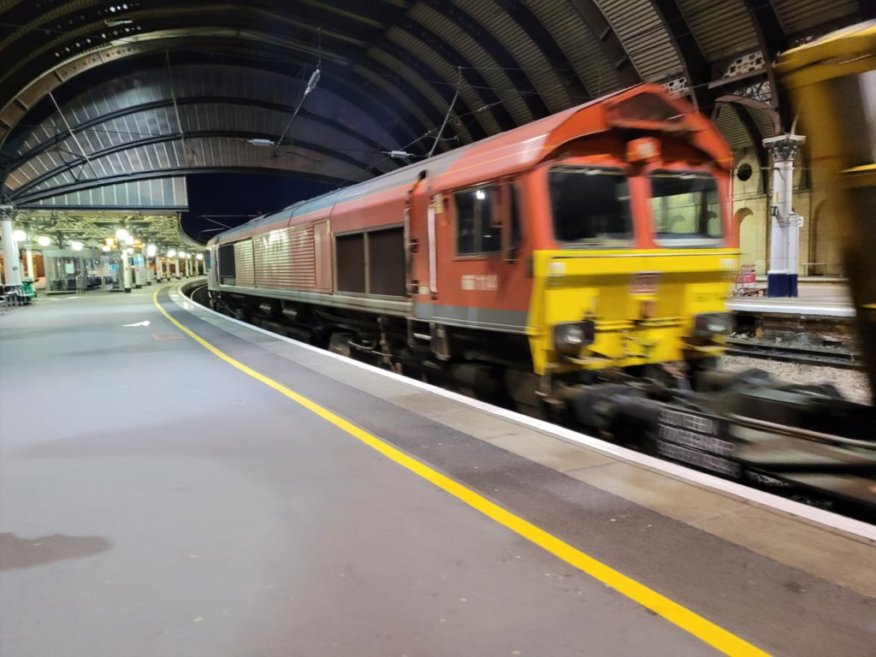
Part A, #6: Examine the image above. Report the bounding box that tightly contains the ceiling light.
[13,229,26,242]
[70,241,83,251]
[167,249,177,258]
[37,235,51,247]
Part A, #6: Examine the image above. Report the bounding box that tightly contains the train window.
[455,185,502,255]
[649,172,723,246]
[218,244,235,284]
[548,168,633,246]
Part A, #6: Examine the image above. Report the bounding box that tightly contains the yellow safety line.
[152,286,771,657]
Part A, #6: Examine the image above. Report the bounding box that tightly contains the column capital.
[0,204,14,219]
[762,134,806,161]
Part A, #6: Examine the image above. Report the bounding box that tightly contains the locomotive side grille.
[233,239,255,287]
[254,230,295,289]
[290,225,317,289]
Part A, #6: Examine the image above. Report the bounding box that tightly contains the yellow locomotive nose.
[528,249,738,376]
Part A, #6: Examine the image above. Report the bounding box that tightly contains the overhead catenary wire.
[48,91,99,179]
[165,51,195,166]
[271,65,321,158]
[271,27,323,158]
[427,67,462,159]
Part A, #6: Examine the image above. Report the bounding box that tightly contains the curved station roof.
[0,0,872,246]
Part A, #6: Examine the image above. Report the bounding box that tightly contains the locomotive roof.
[212,84,726,245]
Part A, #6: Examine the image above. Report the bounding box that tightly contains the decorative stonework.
[721,51,765,79]
[663,76,688,96]
[763,134,806,163]
[734,79,772,104]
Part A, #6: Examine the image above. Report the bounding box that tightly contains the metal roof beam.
[391,16,516,132]
[420,0,550,120]
[11,130,374,201]
[564,0,639,87]
[740,0,790,126]
[14,166,351,208]
[650,0,716,111]
[492,0,591,106]
[6,96,395,176]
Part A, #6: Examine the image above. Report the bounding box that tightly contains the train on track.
[206,84,739,414]
[204,38,876,520]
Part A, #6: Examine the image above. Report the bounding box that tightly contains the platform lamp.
[0,207,18,286]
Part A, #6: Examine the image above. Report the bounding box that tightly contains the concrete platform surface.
[1,286,874,657]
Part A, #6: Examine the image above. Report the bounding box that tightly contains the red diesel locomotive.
[207,84,739,416]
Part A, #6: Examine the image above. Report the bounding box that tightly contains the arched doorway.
[735,207,765,274]
[808,200,831,276]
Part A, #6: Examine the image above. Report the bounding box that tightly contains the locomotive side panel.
[252,229,294,290]
[313,220,332,292]
[420,182,533,334]
[288,224,317,289]
[233,240,255,288]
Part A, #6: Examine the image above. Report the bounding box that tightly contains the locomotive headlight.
[693,312,732,338]
[553,320,595,355]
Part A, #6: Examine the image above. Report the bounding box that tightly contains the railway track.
[726,338,861,369]
[183,283,876,523]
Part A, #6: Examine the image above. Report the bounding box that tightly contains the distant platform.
[729,281,855,317]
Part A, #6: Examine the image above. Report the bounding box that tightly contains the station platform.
[728,281,855,317]
[1,284,874,657]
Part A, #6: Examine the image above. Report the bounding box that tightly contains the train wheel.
[328,332,354,357]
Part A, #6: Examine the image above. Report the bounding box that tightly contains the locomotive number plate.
[630,271,660,294]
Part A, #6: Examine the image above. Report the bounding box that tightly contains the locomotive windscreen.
[549,168,633,246]
[649,172,723,246]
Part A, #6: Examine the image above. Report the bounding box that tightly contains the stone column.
[121,249,132,293]
[763,134,806,297]
[0,206,22,287]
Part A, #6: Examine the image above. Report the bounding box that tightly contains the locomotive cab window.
[456,186,499,255]
[649,171,723,246]
[548,168,633,246]
[455,184,518,256]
